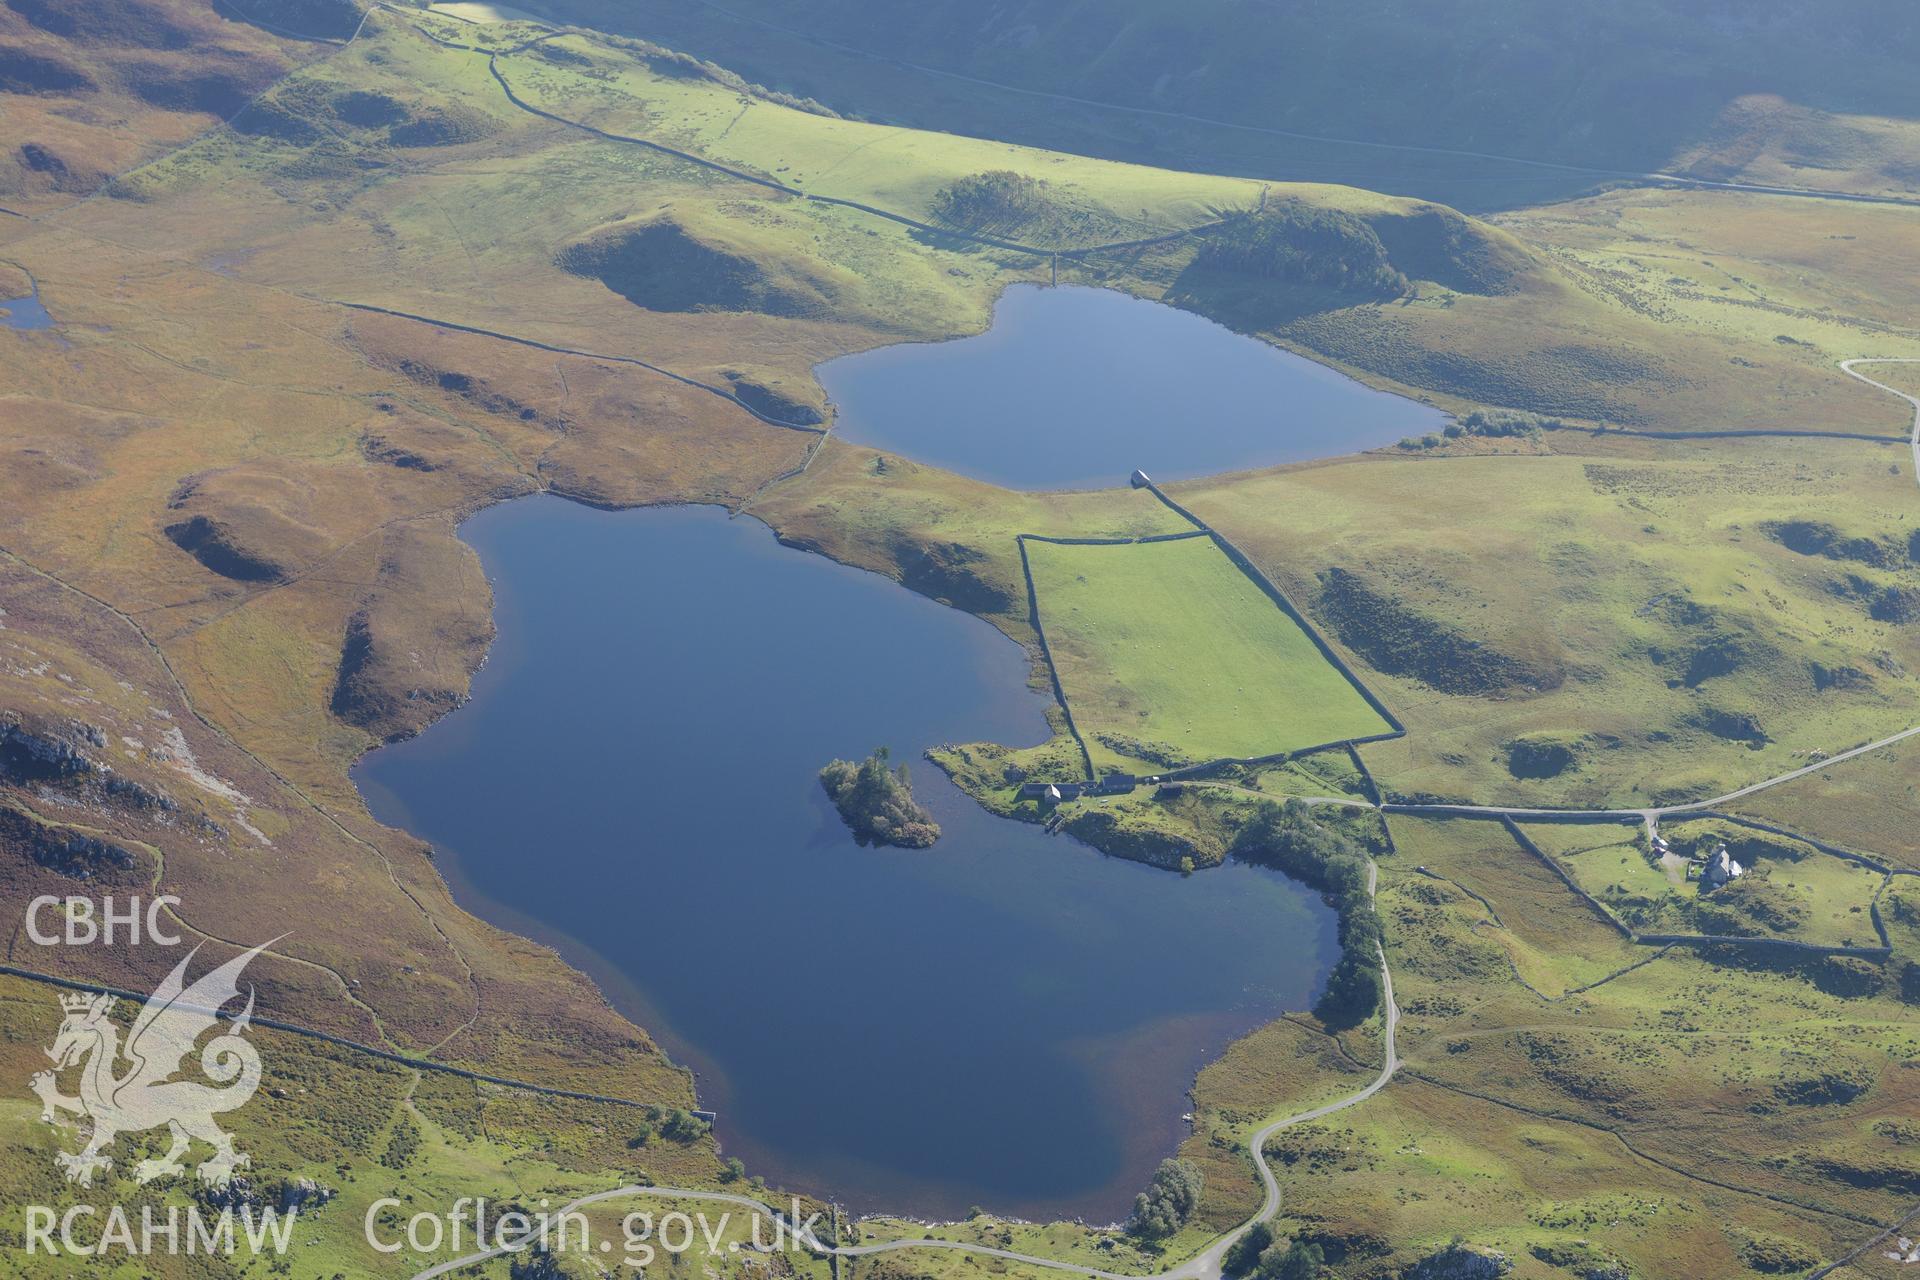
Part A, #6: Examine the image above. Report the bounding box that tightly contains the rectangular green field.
[1024,535,1391,769]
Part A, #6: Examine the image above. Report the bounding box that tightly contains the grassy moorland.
[0,0,341,213]
[1171,435,1920,810]
[1726,737,1920,872]
[1314,813,1918,1275]
[52,9,1913,441]
[1665,96,1920,200]
[493,29,1268,246]
[1024,536,1390,770]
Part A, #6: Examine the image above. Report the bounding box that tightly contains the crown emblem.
[59,991,101,1014]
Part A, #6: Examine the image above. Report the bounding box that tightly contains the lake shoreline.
[816,283,1448,490]
[352,496,1340,1222]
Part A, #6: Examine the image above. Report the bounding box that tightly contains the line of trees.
[1231,800,1384,1028]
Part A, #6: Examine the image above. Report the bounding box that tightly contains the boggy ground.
[3,2,1920,1278]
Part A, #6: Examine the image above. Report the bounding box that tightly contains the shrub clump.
[1400,410,1563,451]
[819,747,941,848]
[1194,201,1408,298]
[1223,1223,1328,1280]
[932,170,1051,232]
[1127,1158,1203,1240]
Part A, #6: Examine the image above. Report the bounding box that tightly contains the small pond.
[815,284,1446,489]
[354,497,1338,1221]
[0,284,52,330]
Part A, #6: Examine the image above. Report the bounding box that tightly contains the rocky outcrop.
[1689,707,1770,748]
[1773,1063,1875,1106]
[509,1245,592,1280]
[231,0,362,39]
[1763,520,1906,569]
[1315,567,1558,696]
[0,713,179,817]
[890,536,1013,615]
[1062,807,1218,870]
[0,805,137,880]
[0,47,96,95]
[164,514,290,582]
[198,1175,337,1215]
[1504,734,1579,779]
[1190,199,1409,301]
[1,715,102,782]
[721,369,824,426]
[17,142,82,190]
[276,1177,338,1214]
[1365,203,1535,296]
[359,432,438,472]
[329,606,470,744]
[1403,1242,1512,1279]
[326,524,492,743]
[1811,662,1872,691]
[557,216,841,318]
[1640,595,1780,689]
[124,64,264,116]
[1870,585,1920,624]
[386,360,569,432]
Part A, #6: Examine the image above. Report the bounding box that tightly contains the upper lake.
[354,498,1338,1222]
[815,284,1447,489]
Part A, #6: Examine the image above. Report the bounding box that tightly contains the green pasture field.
[1563,841,1682,897]
[1023,535,1392,771]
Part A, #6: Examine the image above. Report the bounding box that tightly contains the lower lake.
[353,497,1338,1222]
[815,284,1447,490]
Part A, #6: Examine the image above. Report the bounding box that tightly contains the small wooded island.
[819,747,942,848]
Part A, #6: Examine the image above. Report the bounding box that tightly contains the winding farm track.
[478,34,1265,261]
[1841,358,1920,476]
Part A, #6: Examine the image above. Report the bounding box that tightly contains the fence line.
[1384,811,1898,959]
[1137,477,1408,738]
[1014,535,1096,781]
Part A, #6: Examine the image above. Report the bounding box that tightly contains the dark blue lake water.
[816,284,1447,489]
[353,498,1337,1221]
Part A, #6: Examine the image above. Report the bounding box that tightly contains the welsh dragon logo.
[30,941,273,1189]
